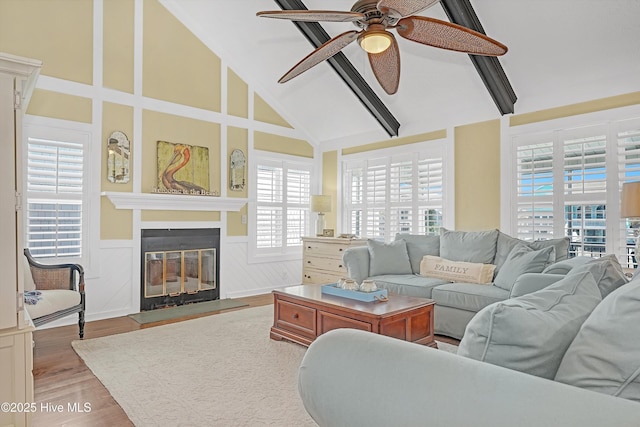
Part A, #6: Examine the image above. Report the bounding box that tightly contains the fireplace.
[140,228,220,311]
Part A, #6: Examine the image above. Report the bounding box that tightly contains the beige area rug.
[72,305,315,426]
[73,305,458,426]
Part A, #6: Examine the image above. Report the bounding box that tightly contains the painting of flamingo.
[156,141,210,195]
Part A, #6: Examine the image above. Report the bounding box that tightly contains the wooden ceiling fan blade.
[278,31,360,84]
[397,16,508,56]
[257,10,364,22]
[368,33,400,95]
[377,0,440,19]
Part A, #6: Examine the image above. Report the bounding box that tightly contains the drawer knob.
[339,248,343,251]
[293,313,299,319]
[339,264,343,268]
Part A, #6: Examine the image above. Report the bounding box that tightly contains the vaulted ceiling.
[162,0,640,147]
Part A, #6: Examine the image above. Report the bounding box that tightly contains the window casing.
[23,124,90,262]
[250,156,312,261]
[343,144,447,241]
[509,113,640,267]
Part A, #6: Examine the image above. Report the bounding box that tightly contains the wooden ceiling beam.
[440,0,517,114]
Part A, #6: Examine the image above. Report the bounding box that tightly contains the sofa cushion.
[542,256,592,275]
[25,289,81,319]
[420,256,496,285]
[439,228,498,264]
[565,254,628,299]
[554,278,640,401]
[493,244,555,291]
[457,271,601,379]
[431,283,509,312]
[371,275,446,299]
[367,239,412,277]
[494,232,570,274]
[395,234,440,274]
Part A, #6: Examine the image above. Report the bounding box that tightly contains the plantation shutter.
[617,118,640,266]
[286,167,310,246]
[365,159,387,239]
[417,154,443,235]
[26,137,84,258]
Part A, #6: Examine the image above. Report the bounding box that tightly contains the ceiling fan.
[257,0,508,95]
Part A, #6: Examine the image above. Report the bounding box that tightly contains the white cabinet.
[302,237,367,284]
[0,52,41,427]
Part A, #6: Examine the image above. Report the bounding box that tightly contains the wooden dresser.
[301,236,367,284]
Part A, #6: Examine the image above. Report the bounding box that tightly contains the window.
[343,145,446,241]
[251,156,312,260]
[24,124,89,261]
[509,114,640,267]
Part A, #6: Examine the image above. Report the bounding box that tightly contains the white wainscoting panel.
[221,241,302,299]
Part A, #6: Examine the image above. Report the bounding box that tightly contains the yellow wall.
[0,0,93,84]
[454,120,501,230]
[227,68,248,119]
[322,151,338,231]
[342,129,447,155]
[227,127,249,236]
[142,0,221,111]
[104,0,134,93]
[254,131,313,158]
[254,94,292,128]
[101,102,134,240]
[27,90,92,123]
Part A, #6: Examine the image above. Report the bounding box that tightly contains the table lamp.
[311,195,331,236]
[621,181,640,265]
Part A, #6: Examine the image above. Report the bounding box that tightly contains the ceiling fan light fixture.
[358,28,393,54]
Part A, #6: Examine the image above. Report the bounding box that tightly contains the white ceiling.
[162,0,640,147]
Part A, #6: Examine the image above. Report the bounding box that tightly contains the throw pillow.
[419,256,496,284]
[367,239,412,277]
[457,271,602,379]
[566,254,629,299]
[493,244,555,291]
[395,234,440,274]
[493,231,570,274]
[439,228,499,265]
[555,279,640,402]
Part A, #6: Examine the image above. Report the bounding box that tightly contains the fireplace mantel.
[102,192,248,211]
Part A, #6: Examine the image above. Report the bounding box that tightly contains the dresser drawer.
[274,299,316,338]
[303,269,343,285]
[304,256,345,272]
[304,241,349,258]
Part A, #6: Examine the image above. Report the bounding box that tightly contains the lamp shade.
[311,195,331,213]
[621,181,640,218]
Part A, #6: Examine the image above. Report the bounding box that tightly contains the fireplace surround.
[140,228,220,311]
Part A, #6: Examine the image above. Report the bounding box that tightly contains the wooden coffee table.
[270,284,437,348]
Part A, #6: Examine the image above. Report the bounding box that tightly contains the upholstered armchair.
[23,249,86,339]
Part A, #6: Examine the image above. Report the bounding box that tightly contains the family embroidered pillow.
[420,255,496,284]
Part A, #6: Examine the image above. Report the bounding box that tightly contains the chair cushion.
[431,283,509,312]
[25,289,81,319]
[457,271,601,380]
[395,234,440,274]
[367,239,412,277]
[439,228,499,264]
[565,254,628,299]
[554,278,640,401]
[493,244,555,291]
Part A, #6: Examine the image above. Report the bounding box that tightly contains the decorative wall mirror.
[229,149,246,191]
[107,131,130,183]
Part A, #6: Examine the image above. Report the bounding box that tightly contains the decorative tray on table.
[321,284,388,302]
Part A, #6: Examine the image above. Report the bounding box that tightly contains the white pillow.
[555,279,640,401]
[420,256,495,284]
[458,271,601,379]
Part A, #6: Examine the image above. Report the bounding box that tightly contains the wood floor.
[32,293,459,426]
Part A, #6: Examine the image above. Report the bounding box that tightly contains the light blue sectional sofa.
[343,228,588,339]
[299,254,637,427]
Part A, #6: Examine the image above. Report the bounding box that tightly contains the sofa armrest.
[509,273,565,298]
[298,329,640,427]
[342,246,369,284]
